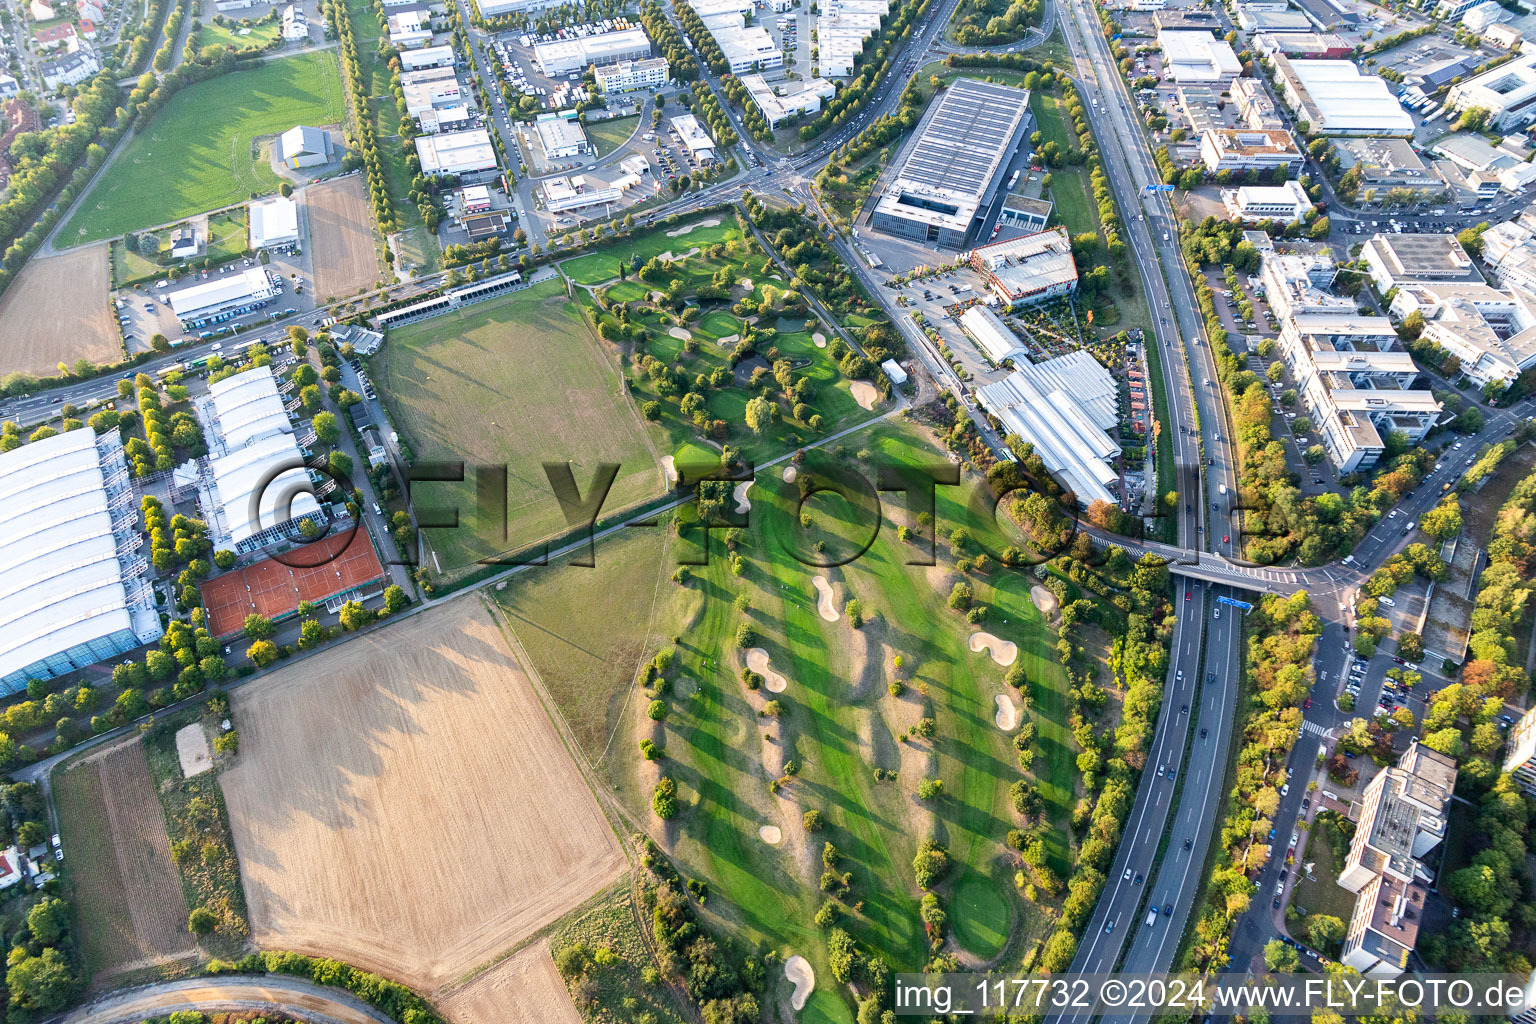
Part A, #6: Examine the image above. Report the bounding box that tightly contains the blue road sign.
[1217,595,1254,612]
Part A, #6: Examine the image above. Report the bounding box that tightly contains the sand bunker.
[669,326,693,340]
[661,455,678,487]
[666,217,721,237]
[1030,584,1060,619]
[717,333,740,346]
[759,825,782,845]
[812,576,839,622]
[783,465,798,483]
[648,290,667,302]
[969,631,1018,667]
[733,480,752,514]
[812,332,827,348]
[738,277,754,290]
[851,381,880,410]
[654,247,699,263]
[785,956,815,1011]
[994,694,1019,731]
[746,648,788,693]
[176,723,212,777]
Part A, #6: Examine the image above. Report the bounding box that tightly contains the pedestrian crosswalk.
[1300,720,1329,738]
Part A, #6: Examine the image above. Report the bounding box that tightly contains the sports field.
[199,529,386,636]
[60,51,344,245]
[378,276,661,571]
[0,244,119,375]
[54,737,198,985]
[221,596,625,992]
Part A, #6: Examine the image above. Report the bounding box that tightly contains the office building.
[1503,705,1536,795]
[40,48,98,91]
[1338,741,1456,978]
[975,350,1121,507]
[711,24,782,73]
[1158,30,1244,83]
[414,128,497,175]
[1253,31,1351,58]
[1229,78,1285,130]
[1333,138,1444,197]
[742,74,836,128]
[398,43,454,70]
[1448,52,1536,130]
[1362,232,1483,292]
[1484,22,1523,48]
[534,113,589,159]
[1199,127,1301,173]
[1481,219,1536,299]
[1222,180,1314,223]
[1260,251,1355,320]
[969,226,1079,308]
[1235,5,1314,32]
[870,78,1032,248]
[534,27,651,75]
[387,8,433,47]
[593,56,669,92]
[1391,281,1536,389]
[0,428,161,694]
[670,112,717,162]
[1272,56,1414,135]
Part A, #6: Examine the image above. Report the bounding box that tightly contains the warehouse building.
[969,226,1079,308]
[533,27,651,75]
[1222,180,1314,223]
[870,78,1032,248]
[1158,30,1243,84]
[415,128,498,175]
[0,428,162,694]
[249,195,300,251]
[1448,53,1536,130]
[278,124,332,169]
[1235,6,1313,32]
[534,113,589,159]
[1253,31,1351,58]
[742,74,836,128]
[1272,56,1414,135]
[168,267,283,327]
[975,350,1121,507]
[401,65,463,119]
[199,367,326,554]
[593,56,669,92]
[399,43,454,70]
[1199,127,1301,173]
[959,305,1029,365]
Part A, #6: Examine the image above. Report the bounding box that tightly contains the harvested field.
[221,596,625,992]
[307,175,377,302]
[53,737,197,985]
[0,245,119,376]
[438,942,582,1024]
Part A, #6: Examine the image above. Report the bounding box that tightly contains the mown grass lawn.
[560,216,741,285]
[587,115,640,157]
[61,51,343,244]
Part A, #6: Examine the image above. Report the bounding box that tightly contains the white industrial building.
[534,114,589,159]
[1448,53,1536,130]
[0,428,162,694]
[249,196,300,251]
[1272,56,1415,135]
[742,74,836,128]
[387,8,433,47]
[1221,180,1313,223]
[975,350,1121,507]
[593,56,669,92]
[870,78,1033,248]
[415,128,498,175]
[401,65,463,119]
[168,267,282,327]
[1158,30,1243,83]
[198,367,325,555]
[711,24,782,73]
[278,125,332,169]
[960,305,1029,365]
[1199,128,1302,173]
[533,28,651,75]
[670,113,717,162]
[399,44,455,70]
[969,227,1079,308]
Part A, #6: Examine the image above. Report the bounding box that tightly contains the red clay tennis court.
[201,529,387,636]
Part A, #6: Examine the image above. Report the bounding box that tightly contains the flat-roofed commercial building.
[1334,138,1444,197]
[0,428,162,694]
[975,350,1121,506]
[401,65,463,118]
[1392,281,1536,389]
[742,74,835,127]
[168,267,282,327]
[1261,251,1354,320]
[1199,127,1302,173]
[711,24,782,73]
[1448,52,1536,130]
[969,226,1079,307]
[249,196,299,251]
[959,304,1029,365]
[1158,30,1243,83]
[1272,55,1414,135]
[670,113,718,162]
[1253,30,1351,58]
[1235,5,1313,32]
[399,43,454,69]
[870,78,1032,248]
[593,56,669,92]
[1230,77,1285,129]
[1482,219,1536,299]
[534,27,651,75]
[1222,179,1313,223]
[534,114,589,158]
[414,128,498,175]
[1362,231,1482,292]
[199,367,326,554]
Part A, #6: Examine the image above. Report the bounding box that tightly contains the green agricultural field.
[560,216,741,286]
[61,51,343,245]
[377,277,662,573]
[496,418,1075,1020]
[586,115,641,157]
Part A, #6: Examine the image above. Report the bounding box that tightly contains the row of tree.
[796,0,934,141]
[325,0,399,232]
[638,2,700,83]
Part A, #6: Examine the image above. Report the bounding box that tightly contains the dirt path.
[64,977,396,1024]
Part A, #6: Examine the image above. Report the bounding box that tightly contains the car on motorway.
[1184,837,1193,851]
[1124,867,1133,881]
[1200,727,1208,739]
[1158,764,1166,777]
[1105,919,1114,933]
